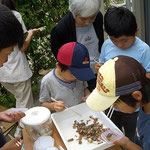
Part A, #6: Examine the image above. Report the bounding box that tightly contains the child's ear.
[132,91,142,102]
[56,62,59,67]
[135,28,139,36]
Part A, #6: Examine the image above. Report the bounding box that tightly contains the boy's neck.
[55,68,72,83]
[143,102,150,114]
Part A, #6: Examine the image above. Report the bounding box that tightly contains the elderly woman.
[51,0,104,92]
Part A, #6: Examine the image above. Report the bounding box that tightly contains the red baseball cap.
[57,42,96,81]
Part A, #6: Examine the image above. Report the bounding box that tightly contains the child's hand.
[1,136,23,150]
[82,96,87,102]
[113,136,129,147]
[28,26,45,36]
[53,101,66,112]
[95,63,103,74]
[0,110,25,123]
[28,28,40,36]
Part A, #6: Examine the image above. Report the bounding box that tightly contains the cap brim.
[68,67,96,81]
[86,89,119,111]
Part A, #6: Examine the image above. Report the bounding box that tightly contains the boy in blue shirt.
[40,42,95,112]
[87,55,150,150]
[95,6,150,142]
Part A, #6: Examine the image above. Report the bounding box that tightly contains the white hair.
[69,0,101,18]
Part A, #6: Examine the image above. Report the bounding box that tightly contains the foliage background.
[0,0,124,108]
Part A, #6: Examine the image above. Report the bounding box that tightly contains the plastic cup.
[101,129,124,144]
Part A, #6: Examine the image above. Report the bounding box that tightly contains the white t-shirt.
[0,11,32,83]
[76,24,99,73]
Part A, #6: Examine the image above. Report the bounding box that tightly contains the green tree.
[0,0,69,107]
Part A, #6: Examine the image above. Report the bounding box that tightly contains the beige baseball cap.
[86,56,146,111]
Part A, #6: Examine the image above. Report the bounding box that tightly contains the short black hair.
[58,62,68,72]
[2,0,16,10]
[0,4,24,50]
[104,6,137,38]
[119,79,150,107]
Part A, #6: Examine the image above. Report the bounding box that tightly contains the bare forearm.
[84,88,90,97]
[41,102,55,111]
[124,141,143,150]
[21,28,40,52]
[20,32,33,52]
[115,137,143,150]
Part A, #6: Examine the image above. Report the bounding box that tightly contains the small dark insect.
[67,138,74,142]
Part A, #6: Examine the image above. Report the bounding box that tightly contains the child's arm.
[20,28,40,52]
[82,88,91,101]
[0,110,25,123]
[0,136,23,150]
[114,136,143,150]
[41,101,66,112]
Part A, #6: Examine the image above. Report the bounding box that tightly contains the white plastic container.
[101,129,124,144]
[21,106,52,141]
[51,102,123,150]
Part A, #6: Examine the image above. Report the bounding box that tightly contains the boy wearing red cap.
[39,42,95,112]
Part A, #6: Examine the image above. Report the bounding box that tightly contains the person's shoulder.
[103,39,112,46]
[41,70,54,84]
[96,11,103,18]
[12,10,22,19]
[94,11,103,24]
[52,12,73,31]
[134,37,149,49]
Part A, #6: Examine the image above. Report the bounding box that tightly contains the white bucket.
[21,106,53,141]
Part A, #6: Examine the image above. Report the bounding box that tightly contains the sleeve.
[98,13,104,53]
[83,81,88,89]
[141,46,150,72]
[0,128,6,147]
[99,43,106,63]
[20,17,27,33]
[39,79,51,103]
[14,11,27,33]
[50,26,64,58]
[142,138,150,150]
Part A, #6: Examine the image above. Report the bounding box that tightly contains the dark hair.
[119,79,150,107]
[58,62,68,72]
[104,6,137,38]
[2,0,16,10]
[0,4,24,50]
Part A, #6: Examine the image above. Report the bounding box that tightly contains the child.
[95,6,150,142]
[87,55,150,150]
[0,4,25,150]
[39,42,95,112]
[0,0,40,109]
[0,0,41,137]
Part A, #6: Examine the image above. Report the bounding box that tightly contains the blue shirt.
[135,107,150,150]
[99,37,150,72]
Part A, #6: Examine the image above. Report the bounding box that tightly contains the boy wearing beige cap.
[87,55,150,150]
